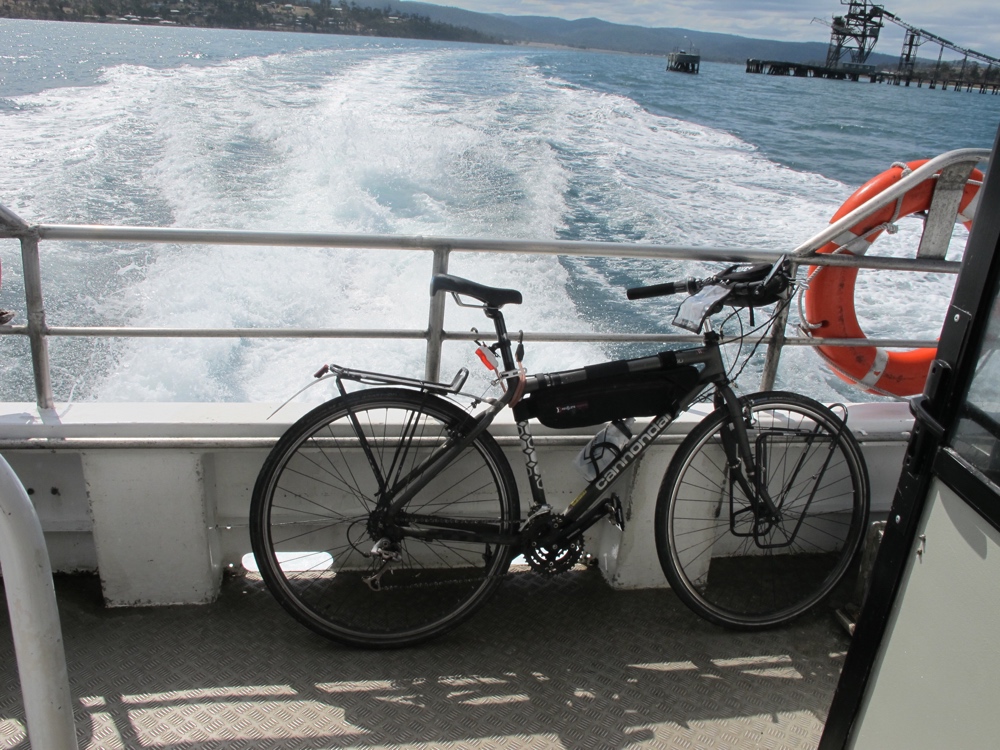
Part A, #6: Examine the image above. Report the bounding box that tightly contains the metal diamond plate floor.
[0,569,849,749]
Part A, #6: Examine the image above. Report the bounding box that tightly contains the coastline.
[0,3,503,45]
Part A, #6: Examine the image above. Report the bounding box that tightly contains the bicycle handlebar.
[626,258,791,307]
[626,278,703,300]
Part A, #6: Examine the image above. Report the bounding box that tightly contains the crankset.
[524,539,584,576]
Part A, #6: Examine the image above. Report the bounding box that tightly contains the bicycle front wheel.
[250,388,520,648]
[656,391,869,629]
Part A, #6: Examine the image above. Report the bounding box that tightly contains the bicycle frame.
[329,300,779,553]
[515,339,731,545]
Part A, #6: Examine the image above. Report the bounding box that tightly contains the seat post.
[485,307,516,371]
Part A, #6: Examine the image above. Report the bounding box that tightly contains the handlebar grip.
[626,278,700,300]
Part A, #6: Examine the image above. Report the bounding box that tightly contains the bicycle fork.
[714,385,795,541]
[717,387,847,549]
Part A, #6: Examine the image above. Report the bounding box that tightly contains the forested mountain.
[381,1,900,66]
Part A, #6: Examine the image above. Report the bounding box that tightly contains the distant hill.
[382,1,900,67]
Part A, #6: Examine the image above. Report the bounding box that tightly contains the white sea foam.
[0,42,975,404]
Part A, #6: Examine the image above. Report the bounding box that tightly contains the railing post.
[0,455,78,749]
[759,262,796,391]
[917,160,978,259]
[424,245,450,383]
[20,232,54,409]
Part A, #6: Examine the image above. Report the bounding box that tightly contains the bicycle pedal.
[605,494,625,531]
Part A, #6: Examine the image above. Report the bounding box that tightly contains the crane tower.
[824,1,885,69]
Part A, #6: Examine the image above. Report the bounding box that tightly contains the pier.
[667,49,700,74]
[747,2,1000,95]
[881,73,1000,93]
[746,59,1000,94]
[745,59,880,82]
[667,37,700,74]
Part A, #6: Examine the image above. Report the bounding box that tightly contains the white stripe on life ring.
[860,347,890,388]
[958,186,980,225]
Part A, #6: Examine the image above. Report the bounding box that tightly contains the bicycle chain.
[398,514,584,577]
[363,513,512,592]
[362,575,497,593]
[394,512,511,531]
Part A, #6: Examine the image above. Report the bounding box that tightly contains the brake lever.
[762,254,789,288]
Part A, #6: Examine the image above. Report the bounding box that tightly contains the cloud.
[440,1,1000,52]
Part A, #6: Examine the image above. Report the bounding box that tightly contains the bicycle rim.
[657,392,869,629]
[250,389,519,647]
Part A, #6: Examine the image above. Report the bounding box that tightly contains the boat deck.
[0,568,848,749]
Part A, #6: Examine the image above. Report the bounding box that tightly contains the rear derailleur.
[362,537,402,591]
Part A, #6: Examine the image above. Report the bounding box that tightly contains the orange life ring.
[803,160,983,397]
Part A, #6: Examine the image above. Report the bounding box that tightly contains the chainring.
[524,540,584,576]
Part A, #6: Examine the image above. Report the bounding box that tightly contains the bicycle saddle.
[430,274,523,308]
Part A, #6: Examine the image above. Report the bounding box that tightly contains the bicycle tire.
[250,388,520,648]
[655,391,869,629]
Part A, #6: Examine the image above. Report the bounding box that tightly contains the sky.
[437,1,1000,57]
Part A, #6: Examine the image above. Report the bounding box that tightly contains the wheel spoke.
[250,389,519,647]
[657,393,868,629]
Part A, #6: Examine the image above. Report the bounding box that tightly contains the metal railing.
[0,454,78,749]
[0,148,990,410]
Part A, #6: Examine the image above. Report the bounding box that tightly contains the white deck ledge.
[0,400,912,605]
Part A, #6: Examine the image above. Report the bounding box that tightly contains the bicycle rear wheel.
[250,388,520,648]
[656,391,869,629]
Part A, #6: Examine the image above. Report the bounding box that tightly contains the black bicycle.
[249,259,869,647]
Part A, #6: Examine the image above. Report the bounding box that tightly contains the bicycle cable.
[725,292,796,385]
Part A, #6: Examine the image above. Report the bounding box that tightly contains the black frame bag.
[514,364,700,429]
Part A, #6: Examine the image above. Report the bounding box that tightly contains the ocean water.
[1,19,998,404]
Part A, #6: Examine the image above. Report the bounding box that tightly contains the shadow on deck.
[0,569,848,748]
